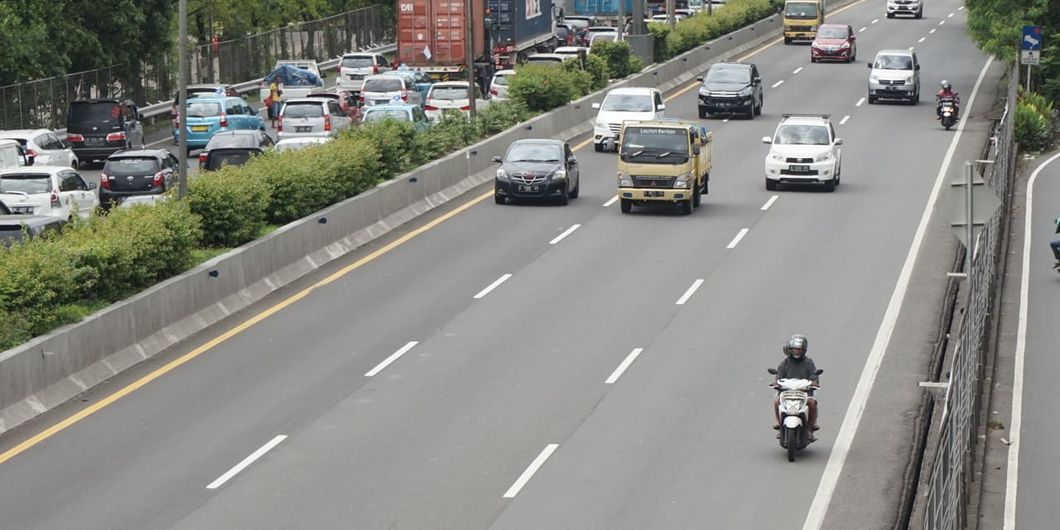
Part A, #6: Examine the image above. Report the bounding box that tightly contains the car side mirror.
[767,368,778,375]
[692,144,701,155]
[761,136,772,144]
[88,182,98,190]
[657,103,666,112]
[591,102,601,109]
[867,63,872,69]
[696,76,704,82]
[492,155,503,163]
[815,369,824,375]
[915,64,920,70]
[835,138,843,145]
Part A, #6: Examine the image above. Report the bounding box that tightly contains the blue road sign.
[1022,25,1042,51]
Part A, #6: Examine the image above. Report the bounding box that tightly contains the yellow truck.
[616,119,713,215]
[783,0,825,44]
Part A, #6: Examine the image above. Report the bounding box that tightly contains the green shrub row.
[1014,90,1055,152]
[648,0,777,62]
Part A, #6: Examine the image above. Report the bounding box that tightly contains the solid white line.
[603,195,618,207]
[761,194,779,211]
[859,27,867,32]
[605,348,645,384]
[1004,151,1060,530]
[549,224,581,245]
[919,37,926,43]
[675,279,705,305]
[839,115,851,125]
[772,80,784,88]
[365,341,419,377]
[793,67,804,74]
[473,273,513,299]
[207,435,287,489]
[726,228,750,249]
[503,444,559,498]
[939,20,946,25]
[871,18,879,24]
[801,55,995,530]
[855,97,866,107]
[930,28,937,34]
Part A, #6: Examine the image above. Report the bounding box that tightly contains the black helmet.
[783,334,809,358]
[940,80,951,91]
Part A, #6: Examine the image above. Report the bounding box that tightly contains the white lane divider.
[503,444,559,498]
[939,20,945,25]
[474,274,513,299]
[948,12,954,17]
[918,37,926,43]
[726,228,750,249]
[871,18,879,24]
[958,5,964,10]
[675,279,705,305]
[549,224,581,245]
[908,46,915,51]
[146,137,172,148]
[207,435,287,489]
[772,80,784,88]
[365,341,419,377]
[793,67,803,74]
[760,194,779,211]
[855,97,866,107]
[859,27,867,32]
[930,28,936,34]
[605,348,645,384]
[839,115,851,125]
[603,195,618,207]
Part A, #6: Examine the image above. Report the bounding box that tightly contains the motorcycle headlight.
[814,151,832,162]
[496,169,508,180]
[617,171,632,187]
[782,400,803,414]
[551,169,567,180]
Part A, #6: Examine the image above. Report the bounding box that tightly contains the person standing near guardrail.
[268,79,283,128]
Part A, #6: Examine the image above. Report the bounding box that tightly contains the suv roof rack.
[781,113,830,119]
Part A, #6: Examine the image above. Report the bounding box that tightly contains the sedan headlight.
[841,42,851,49]
[618,171,633,187]
[814,151,832,162]
[551,169,567,180]
[699,88,711,97]
[496,169,508,180]
[811,41,821,48]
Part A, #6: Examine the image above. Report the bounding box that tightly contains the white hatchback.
[0,129,79,168]
[591,87,666,152]
[489,70,517,100]
[0,166,99,219]
[423,82,489,122]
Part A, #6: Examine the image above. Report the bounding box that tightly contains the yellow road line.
[0,190,494,466]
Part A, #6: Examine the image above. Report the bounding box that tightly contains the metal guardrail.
[923,63,1018,530]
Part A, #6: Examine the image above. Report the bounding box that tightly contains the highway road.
[1008,152,1060,529]
[0,0,998,528]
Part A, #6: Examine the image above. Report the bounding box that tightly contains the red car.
[810,24,857,63]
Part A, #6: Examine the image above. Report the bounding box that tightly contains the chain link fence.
[0,5,394,132]
[923,63,1018,530]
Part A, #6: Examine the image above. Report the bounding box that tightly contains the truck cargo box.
[397,0,486,67]
[487,0,556,50]
[573,0,634,16]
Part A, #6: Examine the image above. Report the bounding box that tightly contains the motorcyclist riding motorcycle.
[772,334,820,441]
[936,80,959,119]
[1050,216,1060,270]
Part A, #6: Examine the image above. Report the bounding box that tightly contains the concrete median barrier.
[0,8,836,435]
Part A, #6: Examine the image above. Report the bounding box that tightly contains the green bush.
[345,119,418,177]
[584,54,610,90]
[1015,91,1054,151]
[509,64,585,112]
[0,240,80,341]
[651,0,775,61]
[475,99,532,136]
[187,166,271,247]
[591,40,635,79]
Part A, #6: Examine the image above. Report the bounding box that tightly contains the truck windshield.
[785,2,819,19]
[621,127,690,163]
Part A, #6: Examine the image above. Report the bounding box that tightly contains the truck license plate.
[518,185,539,192]
[788,164,810,173]
[644,190,664,197]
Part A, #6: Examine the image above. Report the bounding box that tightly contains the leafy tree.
[966,0,1059,102]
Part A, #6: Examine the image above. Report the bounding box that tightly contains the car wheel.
[620,198,632,214]
[811,56,817,63]
[766,178,777,191]
[495,194,506,205]
[680,198,693,215]
[692,181,702,207]
[915,9,923,18]
[699,108,708,119]
[784,37,792,45]
[868,95,877,104]
[887,12,894,18]
[824,178,836,192]
[568,177,580,199]
[557,192,569,206]
[594,143,603,153]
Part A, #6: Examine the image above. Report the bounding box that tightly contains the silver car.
[336,53,390,93]
[362,74,424,107]
[278,98,351,139]
[0,129,79,168]
[867,49,921,104]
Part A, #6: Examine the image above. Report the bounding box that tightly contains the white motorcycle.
[768,367,823,462]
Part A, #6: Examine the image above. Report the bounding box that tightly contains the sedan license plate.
[191,125,208,132]
[788,164,810,173]
[518,185,540,192]
[644,190,665,197]
[296,126,312,133]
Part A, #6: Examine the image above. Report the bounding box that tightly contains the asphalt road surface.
[0,0,998,528]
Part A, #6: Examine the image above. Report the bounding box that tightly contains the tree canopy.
[966,0,1058,101]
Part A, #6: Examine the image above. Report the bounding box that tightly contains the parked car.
[0,166,99,219]
[176,96,265,151]
[489,70,517,100]
[199,130,274,168]
[99,149,179,208]
[275,137,334,152]
[592,87,666,152]
[201,147,266,171]
[0,129,79,168]
[424,82,490,122]
[525,54,568,67]
[360,104,431,131]
[493,139,580,205]
[0,199,65,246]
[0,139,32,169]
[278,97,352,139]
[810,24,857,63]
[587,27,620,44]
[65,99,144,164]
[697,61,764,118]
[335,52,390,93]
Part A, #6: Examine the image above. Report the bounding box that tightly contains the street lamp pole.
[177,0,189,199]
[466,0,476,121]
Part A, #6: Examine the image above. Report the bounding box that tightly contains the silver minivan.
[278,98,351,139]
[362,74,423,107]
[867,49,921,104]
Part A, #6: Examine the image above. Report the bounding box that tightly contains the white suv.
[762,114,843,192]
[591,87,666,152]
[886,0,923,18]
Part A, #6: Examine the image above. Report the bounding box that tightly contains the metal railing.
[0,5,394,132]
[923,64,1018,530]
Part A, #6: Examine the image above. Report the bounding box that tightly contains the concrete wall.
[0,11,789,435]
